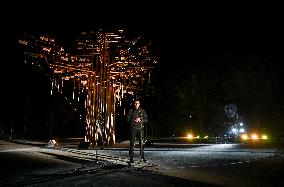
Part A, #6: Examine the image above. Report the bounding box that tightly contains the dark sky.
[3,4,284,84]
[2,3,283,85]
[3,6,284,101]
[5,4,284,58]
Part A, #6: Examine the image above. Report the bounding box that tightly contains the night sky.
[2,5,284,138]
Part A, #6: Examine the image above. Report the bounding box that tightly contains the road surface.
[0,139,283,186]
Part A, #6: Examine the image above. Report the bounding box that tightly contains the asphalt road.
[0,139,283,186]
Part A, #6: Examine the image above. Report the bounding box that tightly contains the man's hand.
[134,118,141,123]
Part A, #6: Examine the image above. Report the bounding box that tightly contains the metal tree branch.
[18,29,158,146]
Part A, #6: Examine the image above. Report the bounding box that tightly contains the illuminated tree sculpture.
[18,29,158,146]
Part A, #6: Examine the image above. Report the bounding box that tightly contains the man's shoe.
[140,158,148,163]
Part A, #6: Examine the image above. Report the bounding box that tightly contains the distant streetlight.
[188,115,192,133]
[184,112,192,133]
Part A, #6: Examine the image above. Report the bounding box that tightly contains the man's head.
[134,100,140,109]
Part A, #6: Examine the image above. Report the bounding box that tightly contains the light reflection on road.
[0,140,278,170]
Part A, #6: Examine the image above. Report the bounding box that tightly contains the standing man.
[126,99,148,163]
